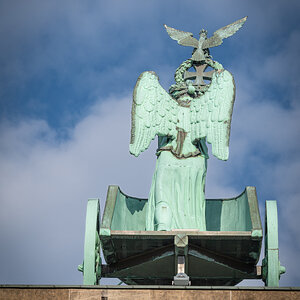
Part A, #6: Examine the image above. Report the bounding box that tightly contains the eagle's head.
[199,29,208,39]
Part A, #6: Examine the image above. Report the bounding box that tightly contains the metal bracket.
[172,256,191,286]
[173,234,190,286]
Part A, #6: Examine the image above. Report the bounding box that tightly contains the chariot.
[78,185,285,287]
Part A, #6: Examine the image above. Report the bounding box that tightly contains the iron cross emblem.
[184,63,214,86]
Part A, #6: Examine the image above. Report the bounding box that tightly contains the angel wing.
[190,70,235,160]
[130,71,178,157]
[202,16,247,49]
[164,24,199,48]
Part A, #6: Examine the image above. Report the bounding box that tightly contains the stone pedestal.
[0,286,299,300]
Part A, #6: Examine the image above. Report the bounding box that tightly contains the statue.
[129,17,247,231]
[79,16,286,287]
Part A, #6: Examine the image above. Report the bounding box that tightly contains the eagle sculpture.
[164,16,247,61]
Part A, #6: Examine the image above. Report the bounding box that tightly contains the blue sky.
[0,0,300,286]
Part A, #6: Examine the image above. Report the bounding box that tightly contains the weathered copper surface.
[164,16,247,62]
[99,186,262,286]
[130,28,237,233]
[79,17,285,287]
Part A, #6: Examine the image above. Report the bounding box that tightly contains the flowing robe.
[145,104,208,231]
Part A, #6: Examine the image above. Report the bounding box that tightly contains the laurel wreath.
[174,59,194,84]
[170,58,224,98]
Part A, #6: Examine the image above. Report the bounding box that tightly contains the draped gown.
[145,107,209,231]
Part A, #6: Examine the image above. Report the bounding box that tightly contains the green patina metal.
[78,199,101,285]
[130,19,239,230]
[103,186,260,234]
[110,186,148,231]
[107,186,255,232]
[262,201,286,287]
[97,186,262,286]
[164,17,247,62]
[79,17,285,287]
[131,63,235,231]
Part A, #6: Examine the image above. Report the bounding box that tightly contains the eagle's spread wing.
[130,71,178,157]
[164,24,199,48]
[190,70,235,160]
[202,16,247,49]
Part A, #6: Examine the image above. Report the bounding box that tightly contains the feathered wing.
[190,70,235,160]
[202,16,247,49]
[130,71,178,157]
[164,24,199,48]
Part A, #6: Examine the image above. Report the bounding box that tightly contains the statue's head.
[199,29,208,38]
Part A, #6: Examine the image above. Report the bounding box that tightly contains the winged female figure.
[130,22,239,230]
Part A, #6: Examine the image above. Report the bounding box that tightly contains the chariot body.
[79,186,285,286]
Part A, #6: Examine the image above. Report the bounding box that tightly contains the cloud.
[0,0,300,287]
[1,77,300,285]
[4,0,295,125]
[0,94,162,284]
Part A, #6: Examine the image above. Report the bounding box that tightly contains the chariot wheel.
[262,200,285,287]
[78,198,101,285]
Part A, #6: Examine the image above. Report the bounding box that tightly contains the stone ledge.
[0,286,299,300]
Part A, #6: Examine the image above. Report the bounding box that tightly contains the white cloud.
[0,0,300,287]
[0,96,158,284]
[0,82,299,285]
